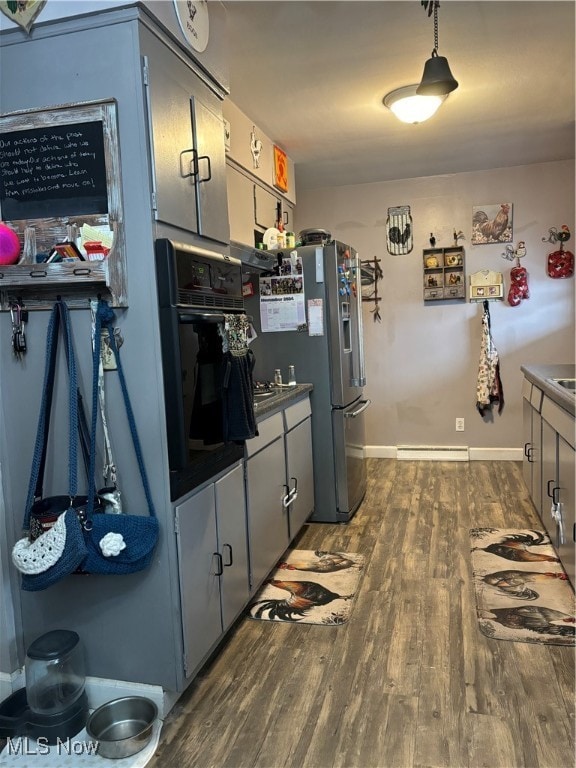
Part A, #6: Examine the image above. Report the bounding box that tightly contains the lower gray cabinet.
[175,462,249,680]
[557,435,575,586]
[215,464,250,631]
[284,400,315,539]
[540,397,575,587]
[522,379,543,512]
[245,412,290,594]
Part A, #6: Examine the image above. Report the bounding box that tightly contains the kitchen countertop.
[253,383,313,420]
[521,364,575,416]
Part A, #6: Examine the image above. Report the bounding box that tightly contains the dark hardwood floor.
[148,459,575,768]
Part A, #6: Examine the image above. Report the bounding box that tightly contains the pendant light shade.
[383,85,446,124]
[416,52,458,96]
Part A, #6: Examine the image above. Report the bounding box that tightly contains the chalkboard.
[0,120,109,220]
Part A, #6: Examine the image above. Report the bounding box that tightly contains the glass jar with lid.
[25,630,86,716]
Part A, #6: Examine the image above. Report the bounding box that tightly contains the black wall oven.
[156,238,246,501]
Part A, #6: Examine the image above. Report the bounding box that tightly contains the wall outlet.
[455,418,465,432]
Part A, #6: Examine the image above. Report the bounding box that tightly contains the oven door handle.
[344,399,371,418]
[177,312,226,324]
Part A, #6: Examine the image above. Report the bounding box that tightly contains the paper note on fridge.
[307,298,324,336]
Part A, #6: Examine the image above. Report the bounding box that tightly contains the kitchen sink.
[550,377,576,392]
[253,391,275,406]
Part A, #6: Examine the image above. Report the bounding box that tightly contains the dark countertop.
[521,364,575,416]
[253,383,313,420]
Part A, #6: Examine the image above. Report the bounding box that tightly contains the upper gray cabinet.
[142,28,229,245]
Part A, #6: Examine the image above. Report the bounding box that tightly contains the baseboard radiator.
[396,445,470,461]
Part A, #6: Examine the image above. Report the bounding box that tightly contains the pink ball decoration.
[0,223,21,265]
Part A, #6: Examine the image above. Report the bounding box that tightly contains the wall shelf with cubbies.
[422,246,465,303]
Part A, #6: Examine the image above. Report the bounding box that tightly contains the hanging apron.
[476,301,504,416]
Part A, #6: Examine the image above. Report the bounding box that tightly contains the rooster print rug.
[247,550,365,625]
[470,528,575,646]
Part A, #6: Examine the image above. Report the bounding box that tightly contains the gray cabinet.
[245,396,314,594]
[557,435,575,586]
[541,397,575,587]
[245,413,290,594]
[254,182,294,233]
[215,465,250,631]
[227,162,294,248]
[226,166,257,246]
[175,462,248,680]
[284,400,315,539]
[522,379,543,512]
[142,27,229,245]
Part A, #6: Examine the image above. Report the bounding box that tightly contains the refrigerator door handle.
[345,399,371,418]
[351,253,367,387]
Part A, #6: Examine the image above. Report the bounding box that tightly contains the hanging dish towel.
[221,314,258,442]
[476,301,504,416]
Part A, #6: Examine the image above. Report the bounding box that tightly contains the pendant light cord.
[432,2,439,56]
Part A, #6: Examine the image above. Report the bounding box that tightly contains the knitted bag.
[12,301,88,591]
[77,300,158,575]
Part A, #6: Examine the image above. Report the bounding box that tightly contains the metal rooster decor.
[386,205,413,255]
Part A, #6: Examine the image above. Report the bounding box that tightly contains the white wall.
[295,160,575,454]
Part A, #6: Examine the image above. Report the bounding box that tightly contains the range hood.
[230,240,278,272]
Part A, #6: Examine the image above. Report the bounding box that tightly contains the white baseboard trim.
[469,447,523,461]
[397,446,470,461]
[365,445,396,458]
[365,445,523,461]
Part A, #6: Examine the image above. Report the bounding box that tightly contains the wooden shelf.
[423,246,465,303]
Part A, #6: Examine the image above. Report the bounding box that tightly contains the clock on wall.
[173,0,210,53]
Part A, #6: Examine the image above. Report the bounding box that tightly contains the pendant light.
[416,1,458,96]
[383,85,446,124]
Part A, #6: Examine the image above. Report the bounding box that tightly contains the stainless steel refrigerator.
[246,240,370,523]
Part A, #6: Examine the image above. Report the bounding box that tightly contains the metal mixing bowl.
[86,696,157,759]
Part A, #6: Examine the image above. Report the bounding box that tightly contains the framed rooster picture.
[472,203,513,245]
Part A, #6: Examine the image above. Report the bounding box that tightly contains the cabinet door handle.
[282,485,292,508]
[523,441,531,458]
[526,447,534,462]
[552,486,560,506]
[179,148,198,179]
[283,210,289,226]
[222,543,233,567]
[213,552,223,577]
[197,154,212,183]
[547,479,556,498]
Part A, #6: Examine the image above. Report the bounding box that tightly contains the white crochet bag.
[12,513,67,574]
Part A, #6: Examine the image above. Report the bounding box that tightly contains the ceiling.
[222,1,575,191]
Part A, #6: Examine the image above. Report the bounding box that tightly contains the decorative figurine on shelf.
[543,225,574,279]
[250,126,263,169]
[453,229,465,247]
[429,233,436,247]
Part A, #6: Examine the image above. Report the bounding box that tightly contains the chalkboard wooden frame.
[0,99,126,309]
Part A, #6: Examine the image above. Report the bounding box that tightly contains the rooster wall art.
[472,203,513,244]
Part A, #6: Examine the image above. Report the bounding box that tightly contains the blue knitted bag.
[78,300,158,575]
[12,302,89,591]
